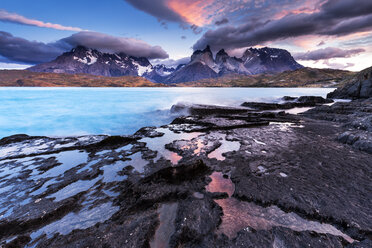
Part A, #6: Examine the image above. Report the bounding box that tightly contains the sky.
[0,0,371,71]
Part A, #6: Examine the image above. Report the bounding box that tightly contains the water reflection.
[206,172,354,243]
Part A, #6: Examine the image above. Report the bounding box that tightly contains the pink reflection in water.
[206,172,354,243]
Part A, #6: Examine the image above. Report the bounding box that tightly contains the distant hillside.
[0,68,355,88]
[173,67,355,87]
[0,70,164,87]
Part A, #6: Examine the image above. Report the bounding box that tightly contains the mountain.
[163,45,303,83]
[28,45,304,84]
[27,46,173,82]
[328,66,372,99]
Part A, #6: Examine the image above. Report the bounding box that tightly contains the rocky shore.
[0,75,371,247]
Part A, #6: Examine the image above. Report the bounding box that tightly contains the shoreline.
[0,96,371,247]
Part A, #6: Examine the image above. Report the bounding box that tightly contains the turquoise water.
[0,87,334,138]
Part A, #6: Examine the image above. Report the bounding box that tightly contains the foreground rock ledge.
[0,98,371,248]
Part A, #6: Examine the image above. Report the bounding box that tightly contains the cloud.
[0,9,84,31]
[151,57,190,68]
[0,31,65,64]
[124,0,288,28]
[215,18,229,26]
[323,60,355,70]
[317,41,325,46]
[294,47,365,61]
[193,0,372,51]
[0,31,169,64]
[124,0,184,23]
[0,61,31,70]
[58,32,169,59]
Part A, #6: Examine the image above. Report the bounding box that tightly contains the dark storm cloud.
[58,32,169,59]
[123,0,183,23]
[215,18,229,26]
[294,47,365,61]
[0,31,64,64]
[0,31,169,64]
[193,0,372,51]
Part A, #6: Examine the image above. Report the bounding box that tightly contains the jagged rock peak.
[216,49,228,56]
[203,45,212,53]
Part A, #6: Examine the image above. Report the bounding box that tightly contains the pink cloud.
[0,9,85,31]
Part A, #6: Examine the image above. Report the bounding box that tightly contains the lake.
[0,87,334,138]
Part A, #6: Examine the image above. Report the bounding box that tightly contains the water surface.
[0,87,334,138]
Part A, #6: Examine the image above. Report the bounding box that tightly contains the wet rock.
[171,103,250,116]
[134,127,165,138]
[0,97,371,247]
[2,235,31,248]
[169,197,222,247]
[0,134,43,146]
[241,96,333,110]
[225,226,348,248]
[90,135,138,149]
[141,160,209,185]
[347,239,372,248]
[337,131,372,154]
[304,97,372,153]
[230,121,372,240]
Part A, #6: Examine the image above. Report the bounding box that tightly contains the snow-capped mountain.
[165,45,304,83]
[28,45,303,84]
[28,46,156,78]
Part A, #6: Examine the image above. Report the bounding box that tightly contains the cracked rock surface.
[0,98,371,248]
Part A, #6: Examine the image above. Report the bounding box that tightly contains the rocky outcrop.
[1,98,371,247]
[242,96,333,110]
[304,97,372,154]
[328,66,372,99]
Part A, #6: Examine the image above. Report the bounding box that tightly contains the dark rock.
[3,235,31,248]
[0,134,32,145]
[347,239,372,248]
[90,135,138,148]
[242,96,332,110]
[171,103,249,116]
[297,96,333,104]
[328,66,372,99]
[141,160,209,185]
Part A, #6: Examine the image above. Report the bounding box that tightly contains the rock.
[1,97,371,247]
[170,103,250,116]
[328,66,372,99]
[0,134,31,145]
[242,96,333,110]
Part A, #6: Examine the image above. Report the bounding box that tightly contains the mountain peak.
[71,45,90,53]
[203,45,212,53]
[216,49,227,55]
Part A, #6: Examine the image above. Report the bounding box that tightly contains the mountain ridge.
[27,45,305,84]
